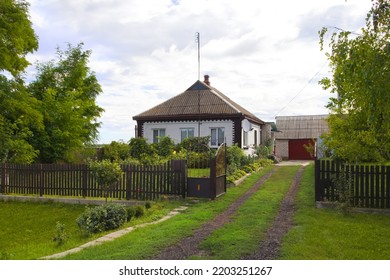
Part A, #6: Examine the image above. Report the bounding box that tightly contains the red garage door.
[288,139,315,160]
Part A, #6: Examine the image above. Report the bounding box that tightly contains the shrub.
[152,136,175,157]
[129,137,152,160]
[126,206,136,221]
[145,201,152,210]
[227,144,246,167]
[53,221,68,246]
[76,203,127,234]
[242,166,253,173]
[134,205,145,218]
[256,145,271,158]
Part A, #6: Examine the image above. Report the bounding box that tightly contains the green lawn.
[0,201,86,260]
[0,199,181,260]
[279,164,390,260]
[188,168,210,178]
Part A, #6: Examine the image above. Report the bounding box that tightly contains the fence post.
[181,160,187,198]
[386,166,390,208]
[0,164,4,194]
[39,164,44,197]
[126,165,132,200]
[314,159,321,201]
[82,164,88,198]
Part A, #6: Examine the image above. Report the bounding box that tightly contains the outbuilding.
[274,115,329,160]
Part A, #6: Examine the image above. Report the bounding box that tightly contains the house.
[133,75,266,153]
[274,115,329,160]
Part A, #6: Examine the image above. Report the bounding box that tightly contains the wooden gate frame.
[187,143,227,199]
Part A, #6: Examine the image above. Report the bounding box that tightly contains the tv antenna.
[195,32,200,81]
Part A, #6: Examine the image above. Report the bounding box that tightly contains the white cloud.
[26,0,372,143]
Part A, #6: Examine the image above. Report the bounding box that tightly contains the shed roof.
[133,79,264,125]
[275,115,329,139]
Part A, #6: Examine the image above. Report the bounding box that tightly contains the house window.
[210,128,225,147]
[180,128,194,142]
[254,130,258,146]
[153,129,165,143]
[243,131,248,148]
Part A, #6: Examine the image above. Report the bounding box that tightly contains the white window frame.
[152,128,165,143]
[180,128,195,142]
[210,127,225,147]
[243,131,248,148]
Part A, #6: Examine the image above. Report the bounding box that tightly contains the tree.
[0,0,41,163]
[101,141,130,162]
[0,0,38,77]
[28,43,104,163]
[128,137,152,160]
[319,0,390,163]
[0,77,43,163]
[88,159,123,203]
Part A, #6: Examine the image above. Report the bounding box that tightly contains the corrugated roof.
[133,80,264,124]
[275,115,329,139]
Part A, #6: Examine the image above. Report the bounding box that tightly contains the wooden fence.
[0,160,186,201]
[315,159,390,208]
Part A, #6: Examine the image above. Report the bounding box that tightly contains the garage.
[275,115,329,160]
[288,139,315,160]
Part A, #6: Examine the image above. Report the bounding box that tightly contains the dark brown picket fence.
[315,160,390,208]
[0,160,186,201]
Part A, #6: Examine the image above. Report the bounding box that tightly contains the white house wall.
[143,120,234,146]
[241,122,261,156]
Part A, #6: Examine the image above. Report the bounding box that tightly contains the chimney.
[203,74,210,86]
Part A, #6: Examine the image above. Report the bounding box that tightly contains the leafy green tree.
[101,141,130,162]
[152,136,175,158]
[0,77,43,163]
[88,159,123,203]
[319,0,390,163]
[0,0,42,163]
[128,137,152,160]
[28,43,104,163]
[0,0,38,77]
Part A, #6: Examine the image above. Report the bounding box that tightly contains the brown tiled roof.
[133,80,264,124]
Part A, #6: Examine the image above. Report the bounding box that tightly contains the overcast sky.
[26,0,372,144]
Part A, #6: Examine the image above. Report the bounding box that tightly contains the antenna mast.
[195,32,201,138]
[195,32,200,81]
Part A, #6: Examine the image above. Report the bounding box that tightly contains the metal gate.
[186,143,226,199]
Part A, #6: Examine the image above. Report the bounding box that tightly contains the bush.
[145,201,152,210]
[76,203,127,234]
[126,207,136,221]
[129,137,152,160]
[134,205,145,218]
[53,221,68,246]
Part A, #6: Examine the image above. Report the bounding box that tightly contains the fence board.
[315,160,390,209]
[0,161,186,201]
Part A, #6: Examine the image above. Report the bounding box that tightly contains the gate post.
[210,158,216,199]
[171,160,187,198]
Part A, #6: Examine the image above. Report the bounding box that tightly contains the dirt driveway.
[153,164,305,260]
